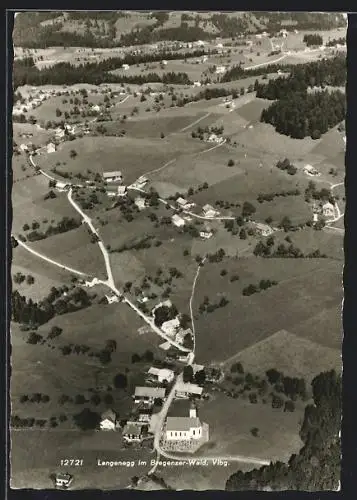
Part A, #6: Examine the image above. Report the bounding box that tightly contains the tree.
[251,427,259,437]
[266,368,281,385]
[131,353,141,364]
[160,132,165,138]
[99,349,111,364]
[70,149,77,158]
[195,369,206,385]
[239,228,247,240]
[105,339,117,353]
[231,362,244,374]
[280,216,292,232]
[183,365,194,383]
[75,394,86,404]
[47,325,63,339]
[73,408,101,430]
[143,350,154,362]
[242,201,256,218]
[90,394,101,406]
[113,373,127,389]
[228,159,235,167]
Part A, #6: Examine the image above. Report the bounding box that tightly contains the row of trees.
[242,279,278,296]
[21,216,81,243]
[13,57,193,89]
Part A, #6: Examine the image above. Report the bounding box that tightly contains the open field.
[12,245,78,290]
[13,123,53,147]
[26,225,107,279]
[36,135,208,184]
[12,176,78,235]
[194,257,342,365]
[222,329,342,382]
[198,393,304,462]
[11,301,164,422]
[95,111,221,139]
[11,430,152,490]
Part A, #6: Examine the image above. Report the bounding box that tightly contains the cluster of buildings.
[102,170,128,198]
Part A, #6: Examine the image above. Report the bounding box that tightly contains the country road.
[190,258,206,357]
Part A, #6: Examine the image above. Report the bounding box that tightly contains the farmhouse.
[207,133,224,144]
[56,182,70,192]
[133,387,166,404]
[55,128,66,139]
[200,230,213,239]
[303,164,320,176]
[171,214,186,227]
[202,204,219,218]
[122,422,146,443]
[193,81,202,87]
[19,144,29,152]
[253,222,274,237]
[122,64,130,70]
[176,197,196,210]
[175,327,193,344]
[55,473,73,489]
[322,202,335,218]
[161,317,181,337]
[215,65,226,74]
[175,382,203,399]
[105,294,119,304]
[132,176,148,190]
[91,104,101,112]
[46,142,56,154]
[147,367,175,384]
[103,171,123,183]
[100,409,117,430]
[134,196,147,210]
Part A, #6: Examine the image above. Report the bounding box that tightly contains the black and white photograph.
[9,10,345,491]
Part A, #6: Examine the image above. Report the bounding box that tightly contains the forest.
[254,55,346,138]
[222,54,346,85]
[13,57,192,88]
[226,370,341,491]
[261,89,345,139]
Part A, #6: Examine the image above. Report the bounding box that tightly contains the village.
[10,10,345,493]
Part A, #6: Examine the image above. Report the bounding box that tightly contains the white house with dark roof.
[322,202,335,218]
[122,422,145,442]
[100,409,117,430]
[171,214,186,227]
[175,382,203,399]
[103,171,123,183]
[133,386,166,404]
[148,367,175,383]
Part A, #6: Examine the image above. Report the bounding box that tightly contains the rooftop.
[175,382,203,395]
[134,387,166,398]
[166,416,201,431]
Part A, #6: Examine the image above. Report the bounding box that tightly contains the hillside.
[12,11,347,48]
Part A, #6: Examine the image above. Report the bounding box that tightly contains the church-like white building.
[165,404,203,441]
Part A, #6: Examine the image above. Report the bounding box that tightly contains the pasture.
[27,225,107,279]
[36,135,207,184]
[222,329,342,382]
[198,393,304,463]
[12,176,77,234]
[193,257,342,366]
